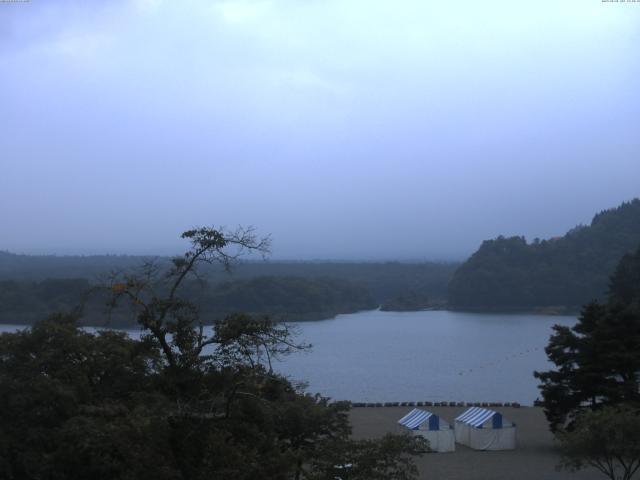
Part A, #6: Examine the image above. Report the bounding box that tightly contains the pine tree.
[534,245,640,432]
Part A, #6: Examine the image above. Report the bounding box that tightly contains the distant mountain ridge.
[448,199,640,311]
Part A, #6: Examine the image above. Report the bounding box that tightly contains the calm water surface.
[278,310,576,405]
[0,310,576,405]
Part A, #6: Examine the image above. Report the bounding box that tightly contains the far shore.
[0,306,580,329]
[446,306,580,316]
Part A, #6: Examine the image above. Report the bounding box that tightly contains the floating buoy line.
[457,346,542,376]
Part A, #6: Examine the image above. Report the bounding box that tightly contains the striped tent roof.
[455,407,499,428]
[398,408,434,429]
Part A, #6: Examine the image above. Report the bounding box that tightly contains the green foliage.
[449,199,640,309]
[380,290,441,312]
[200,276,377,321]
[0,278,90,323]
[609,248,640,312]
[306,434,428,480]
[0,313,422,479]
[0,314,168,480]
[557,405,640,480]
[0,227,424,479]
[0,267,456,326]
[534,245,640,432]
[0,252,458,325]
[0,275,375,326]
[212,312,309,371]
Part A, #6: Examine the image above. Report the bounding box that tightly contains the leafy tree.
[557,405,640,480]
[0,314,169,480]
[534,245,640,432]
[306,434,428,480]
[0,226,425,480]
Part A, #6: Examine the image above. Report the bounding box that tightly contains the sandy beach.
[349,406,603,480]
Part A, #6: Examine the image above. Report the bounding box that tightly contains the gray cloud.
[1,0,639,259]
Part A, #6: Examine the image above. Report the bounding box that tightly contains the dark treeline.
[0,278,91,325]
[192,276,377,322]
[0,253,457,303]
[379,290,442,312]
[0,276,375,326]
[223,261,457,304]
[0,256,457,325]
[448,199,640,311]
[0,251,143,280]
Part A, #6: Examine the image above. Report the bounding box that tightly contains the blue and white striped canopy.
[398,408,434,430]
[455,407,499,428]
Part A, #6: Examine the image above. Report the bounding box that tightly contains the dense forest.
[6,199,639,320]
[0,228,424,479]
[0,276,376,326]
[379,290,442,312]
[196,276,377,321]
[448,199,640,311]
[0,253,457,303]
[0,255,457,325]
[0,278,91,325]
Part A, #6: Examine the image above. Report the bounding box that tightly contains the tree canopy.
[0,226,424,480]
[0,258,457,326]
[557,405,640,480]
[449,199,640,310]
[534,245,640,432]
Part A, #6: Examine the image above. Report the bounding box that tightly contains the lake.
[0,309,576,405]
[277,309,576,405]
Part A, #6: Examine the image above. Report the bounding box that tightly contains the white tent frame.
[454,407,516,451]
[397,408,455,453]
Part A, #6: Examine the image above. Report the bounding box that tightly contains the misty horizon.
[2,1,639,260]
[2,196,637,261]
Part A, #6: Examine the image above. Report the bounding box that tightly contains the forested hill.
[196,276,377,321]
[0,255,458,324]
[0,251,142,280]
[0,254,457,304]
[448,199,640,311]
[0,276,377,325]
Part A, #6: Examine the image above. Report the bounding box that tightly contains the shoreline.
[0,306,580,328]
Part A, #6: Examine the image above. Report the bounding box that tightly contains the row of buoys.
[351,401,521,408]
[458,347,543,376]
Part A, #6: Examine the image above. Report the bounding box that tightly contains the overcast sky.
[1,0,639,260]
